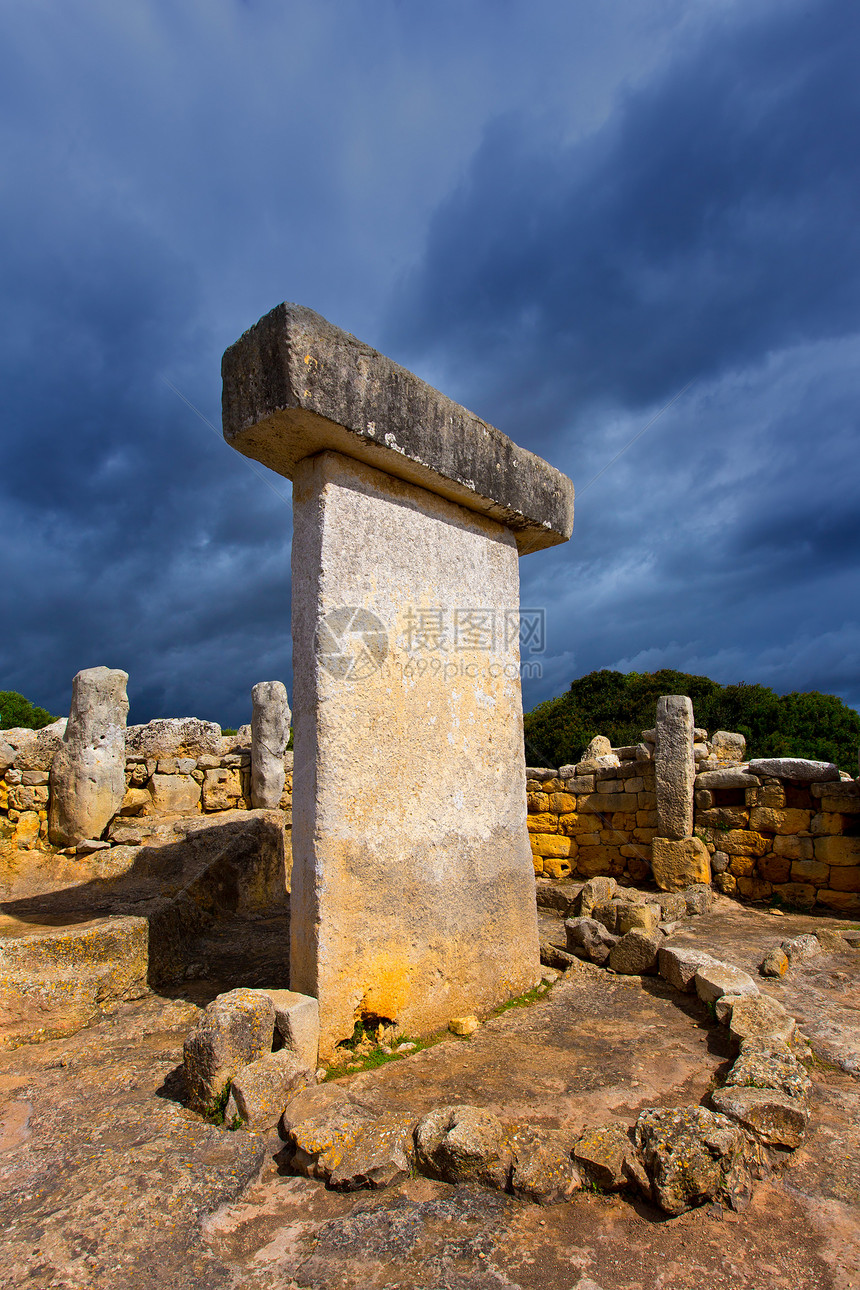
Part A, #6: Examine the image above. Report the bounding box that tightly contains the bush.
[523,669,860,774]
[0,690,57,730]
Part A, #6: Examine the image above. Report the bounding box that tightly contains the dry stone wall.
[528,720,860,912]
[0,712,293,860]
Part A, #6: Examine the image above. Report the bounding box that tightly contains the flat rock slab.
[222,303,575,555]
[2,930,860,1288]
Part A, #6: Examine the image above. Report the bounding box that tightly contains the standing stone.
[251,680,291,808]
[655,695,695,840]
[48,667,129,847]
[222,305,574,1058]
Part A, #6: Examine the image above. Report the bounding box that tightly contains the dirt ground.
[0,896,858,1290]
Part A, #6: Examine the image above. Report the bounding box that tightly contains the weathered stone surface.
[201,767,244,811]
[725,1041,812,1101]
[583,735,613,759]
[747,758,840,783]
[328,1111,416,1191]
[577,876,617,917]
[811,781,860,811]
[616,901,659,935]
[0,718,68,771]
[224,1050,311,1129]
[449,1015,479,1036]
[694,962,759,1004]
[119,786,151,816]
[565,917,617,964]
[710,731,746,763]
[655,695,695,840]
[609,930,660,975]
[256,989,320,1071]
[413,1105,513,1190]
[280,1085,378,1181]
[48,668,129,847]
[147,773,201,816]
[508,1127,581,1204]
[657,892,687,921]
[760,947,790,977]
[684,883,714,915]
[125,718,221,759]
[183,988,276,1114]
[658,945,720,992]
[635,1105,750,1215]
[572,1123,640,1191]
[289,452,540,1056]
[729,995,796,1049]
[250,680,290,809]
[710,1086,808,1149]
[814,835,860,866]
[695,767,760,790]
[652,837,711,891]
[781,933,821,964]
[222,303,575,555]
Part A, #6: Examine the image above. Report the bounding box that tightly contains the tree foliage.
[523,669,860,773]
[0,690,57,730]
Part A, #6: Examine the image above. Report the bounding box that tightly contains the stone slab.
[747,758,840,783]
[222,304,575,555]
[290,451,541,1057]
[655,696,694,840]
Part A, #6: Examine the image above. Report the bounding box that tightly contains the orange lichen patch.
[358,951,413,1024]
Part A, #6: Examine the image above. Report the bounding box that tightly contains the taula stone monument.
[222,304,575,1057]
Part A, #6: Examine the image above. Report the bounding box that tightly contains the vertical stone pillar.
[652,694,710,891]
[48,666,129,846]
[222,304,575,1058]
[291,452,540,1054]
[251,680,290,808]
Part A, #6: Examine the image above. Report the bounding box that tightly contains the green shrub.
[524,669,860,773]
[0,690,57,731]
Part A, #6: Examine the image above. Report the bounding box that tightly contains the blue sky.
[2,0,858,727]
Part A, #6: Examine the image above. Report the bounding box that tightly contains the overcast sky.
[2,0,858,728]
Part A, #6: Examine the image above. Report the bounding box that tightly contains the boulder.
[224,1050,311,1129]
[147,773,201,816]
[658,893,687,922]
[760,948,789,978]
[256,989,320,1071]
[183,988,276,1114]
[728,995,796,1049]
[250,680,290,809]
[0,718,68,772]
[280,1085,378,1181]
[616,902,659,936]
[684,884,714,916]
[694,963,759,1005]
[652,837,711,892]
[448,1016,479,1036]
[747,758,839,783]
[126,717,222,759]
[328,1111,416,1191]
[48,668,129,847]
[608,930,660,976]
[583,735,613,760]
[710,1086,808,1149]
[573,1123,643,1192]
[725,1041,812,1101]
[508,1127,581,1204]
[413,1105,513,1190]
[658,945,720,992]
[577,876,617,918]
[710,731,746,764]
[564,917,617,965]
[695,767,760,790]
[655,695,695,840]
[781,934,821,964]
[635,1105,751,1215]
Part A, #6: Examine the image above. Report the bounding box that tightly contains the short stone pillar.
[223,304,575,1056]
[652,695,710,891]
[48,666,129,846]
[251,680,290,808]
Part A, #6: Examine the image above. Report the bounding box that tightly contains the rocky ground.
[0,895,858,1290]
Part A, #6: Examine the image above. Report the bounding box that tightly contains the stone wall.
[528,723,860,912]
[0,716,293,859]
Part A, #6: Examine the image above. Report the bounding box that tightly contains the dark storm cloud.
[386,0,860,715]
[390,0,860,441]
